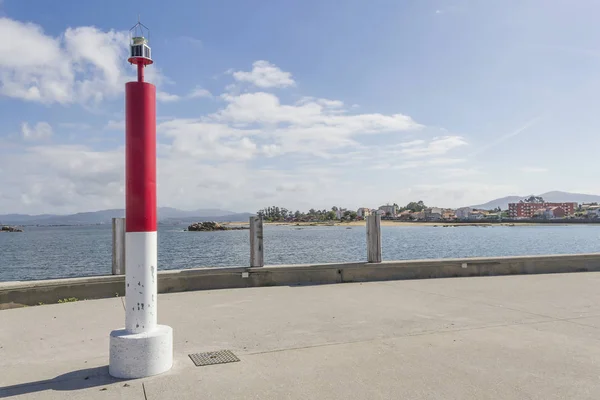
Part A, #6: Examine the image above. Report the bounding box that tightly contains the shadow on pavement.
[0,366,127,398]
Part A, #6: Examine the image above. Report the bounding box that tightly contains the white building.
[425,207,443,221]
[357,207,371,218]
[335,208,347,219]
[412,211,425,220]
[587,206,600,218]
[468,211,485,220]
[581,203,597,211]
[455,207,472,220]
[378,205,398,217]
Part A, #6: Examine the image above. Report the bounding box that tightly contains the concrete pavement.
[2,272,600,399]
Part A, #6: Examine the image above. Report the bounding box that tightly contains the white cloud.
[442,168,484,178]
[188,87,212,98]
[520,166,548,173]
[59,122,92,130]
[21,122,52,140]
[157,91,181,103]
[0,18,124,104]
[297,97,343,109]
[318,98,344,108]
[231,60,295,88]
[363,137,467,168]
[158,119,260,161]
[64,26,128,103]
[397,139,425,148]
[412,182,518,208]
[0,133,475,213]
[218,92,420,131]
[428,158,465,166]
[0,17,172,105]
[210,91,423,157]
[179,36,202,48]
[400,136,468,158]
[105,120,124,130]
[1,144,124,212]
[261,144,284,157]
[0,140,335,213]
[218,92,320,124]
[0,54,476,213]
[370,157,465,171]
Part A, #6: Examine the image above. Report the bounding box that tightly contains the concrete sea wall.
[2,253,600,307]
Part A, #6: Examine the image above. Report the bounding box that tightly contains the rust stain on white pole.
[112,217,126,275]
[367,215,382,263]
[250,216,264,267]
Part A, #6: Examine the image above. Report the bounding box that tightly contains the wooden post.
[366,214,382,263]
[112,217,126,275]
[249,216,264,267]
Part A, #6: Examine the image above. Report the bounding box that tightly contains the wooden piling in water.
[250,216,264,267]
[366,215,382,263]
[112,217,126,275]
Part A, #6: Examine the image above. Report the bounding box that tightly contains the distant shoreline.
[6,220,600,229]
[223,220,600,227]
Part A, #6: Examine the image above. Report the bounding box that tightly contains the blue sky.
[1,0,600,214]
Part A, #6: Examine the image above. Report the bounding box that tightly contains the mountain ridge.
[0,208,250,225]
[471,191,600,210]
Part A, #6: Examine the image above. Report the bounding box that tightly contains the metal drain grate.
[189,350,240,367]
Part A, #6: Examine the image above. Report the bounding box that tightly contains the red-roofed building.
[508,202,575,218]
[549,206,566,219]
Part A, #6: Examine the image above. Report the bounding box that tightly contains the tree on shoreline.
[520,196,544,204]
[257,206,346,222]
[399,200,427,212]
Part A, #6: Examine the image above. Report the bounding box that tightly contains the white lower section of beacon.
[109,230,173,379]
[109,325,173,379]
[124,231,158,333]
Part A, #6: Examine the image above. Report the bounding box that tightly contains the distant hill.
[0,207,244,226]
[157,208,238,219]
[0,213,56,223]
[470,196,524,210]
[159,213,254,225]
[539,191,600,204]
[471,191,600,210]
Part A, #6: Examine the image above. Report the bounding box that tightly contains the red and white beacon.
[109,20,173,379]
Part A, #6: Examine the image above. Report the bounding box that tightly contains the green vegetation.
[520,196,545,204]
[257,201,435,223]
[57,297,79,303]
[398,200,427,212]
[343,210,358,221]
[256,206,357,222]
[257,206,289,221]
[577,202,598,212]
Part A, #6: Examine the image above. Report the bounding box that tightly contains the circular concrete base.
[109,325,173,379]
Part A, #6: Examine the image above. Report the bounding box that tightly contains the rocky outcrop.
[1,226,23,232]
[187,221,248,231]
